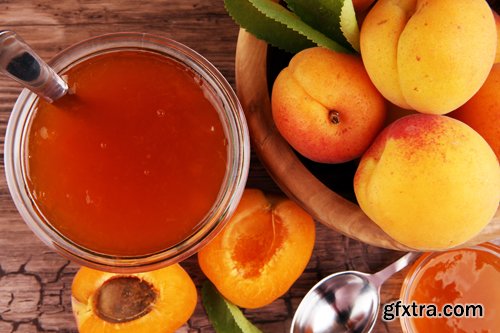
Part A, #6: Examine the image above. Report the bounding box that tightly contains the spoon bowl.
[292,272,379,333]
[0,30,68,102]
[291,252,420,333]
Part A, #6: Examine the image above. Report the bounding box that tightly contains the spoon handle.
[0,30,68,103]
[371,252,420,288]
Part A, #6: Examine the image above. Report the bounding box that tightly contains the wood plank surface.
[0,1,408,332]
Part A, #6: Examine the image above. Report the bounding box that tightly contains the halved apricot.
[198,189,315,309]
[71,264,196,333]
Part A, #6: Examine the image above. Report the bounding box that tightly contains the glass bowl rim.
[4,32,250,273]
[399,242,499,333]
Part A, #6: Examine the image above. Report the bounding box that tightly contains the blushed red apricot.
[271,47,387,163]
[354,114,500,250]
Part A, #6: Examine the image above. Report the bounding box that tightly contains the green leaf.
[285,0,360,52]
[224,0,350,54]
[202,281,263,333]
[225,0,314,53]
[339,0,360,51]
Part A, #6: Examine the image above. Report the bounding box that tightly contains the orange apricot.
[198,189,315,309]
[271,47,387,163]
[449,63,500,160]
[361,0,496,114]
[71,264,197,333]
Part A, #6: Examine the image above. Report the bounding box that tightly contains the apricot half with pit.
[71,264,196,333]
[198,189,315,309]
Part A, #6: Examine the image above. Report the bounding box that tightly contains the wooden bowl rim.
[234,29,500,251]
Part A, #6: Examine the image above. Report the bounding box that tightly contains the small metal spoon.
[291,252,420,333]
[0,30,68,103]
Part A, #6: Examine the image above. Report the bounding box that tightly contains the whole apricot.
[271,47,387,163]
[71,264,197,333]
[449,64,500,161]
[354,114,500,250]
[198,189,315,309]
[360,0,497,114]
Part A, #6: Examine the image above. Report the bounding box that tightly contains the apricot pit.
[94,276,156,323]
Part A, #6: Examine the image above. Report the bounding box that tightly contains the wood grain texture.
[0,1,411,332]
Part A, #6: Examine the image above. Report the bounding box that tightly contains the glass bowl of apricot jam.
[5,33,250,272]
[400,242,499,333]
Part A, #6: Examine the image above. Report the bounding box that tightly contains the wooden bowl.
[234,29,500,251]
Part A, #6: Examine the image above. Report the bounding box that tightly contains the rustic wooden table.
[0,1,407,332]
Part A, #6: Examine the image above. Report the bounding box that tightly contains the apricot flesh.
[354,114,500,250]
[360,0,497,114]
[198,189,315,309]
[71,264,197,333]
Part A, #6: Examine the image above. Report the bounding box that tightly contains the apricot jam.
[25,51,227,256]
[401,243,499,333]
